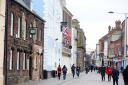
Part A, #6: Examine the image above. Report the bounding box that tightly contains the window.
[23,53,26,70]
[38,29,41,41]
[18,17,22,38]
[29,24,32,38]
[9,49,13,70]
[17,51,20,70]
[10,12,14,36]
[23,21,27,40]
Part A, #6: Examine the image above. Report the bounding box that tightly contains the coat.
[100,67,106,76]
[112,68,119,80]
[106,66,112,75]
[123,68,128,84]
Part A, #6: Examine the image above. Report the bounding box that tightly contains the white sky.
[66,0,128,50]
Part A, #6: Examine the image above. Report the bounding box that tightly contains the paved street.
[19,71,124,85]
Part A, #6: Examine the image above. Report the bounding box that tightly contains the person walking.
[57,65,61,80]
[100,66,106,81]
[112,66,119,85]
[106,65,112,81]
[62,65,67,80]
[123,65,128,85]
[85,66,89,74]
[76,66,80,77]
[71,64,76,78]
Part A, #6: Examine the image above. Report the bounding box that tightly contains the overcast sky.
[66,0,128,50]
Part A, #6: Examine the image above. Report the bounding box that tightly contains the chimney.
[115,20,121,29]
[108,25,111,32]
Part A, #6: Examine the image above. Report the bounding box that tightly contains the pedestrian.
[62,65,67,80]
[85,66,89,74]
[90,65,93,72]
[57,65,61,80]
[100,66,106,81]
[76,65,80,77]
[120,66,124,73]
[123,65,128,85]
[112,66,119,85]
[106,65,112,81]
[71,64,76,78]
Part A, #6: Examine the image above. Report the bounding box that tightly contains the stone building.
[99,20,123,67]
[0,0,6,85]
[76,28,86,71]
[5,0,45,85]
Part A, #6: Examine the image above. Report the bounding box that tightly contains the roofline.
[63,7,73,17]
[14,0,45,22]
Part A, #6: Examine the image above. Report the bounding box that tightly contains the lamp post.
[108,11,128,68]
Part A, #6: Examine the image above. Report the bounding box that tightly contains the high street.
[19,71,124,85]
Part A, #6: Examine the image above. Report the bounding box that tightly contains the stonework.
[6,0,44,85]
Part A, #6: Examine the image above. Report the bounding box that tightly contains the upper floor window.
[10,12,14,36]
[38,29,41,41]
[23,21,27,40]
[17,17,22,38]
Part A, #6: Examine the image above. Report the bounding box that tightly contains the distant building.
[5,0,45,85]
[99,20,123,68]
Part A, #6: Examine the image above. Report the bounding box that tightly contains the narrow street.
[19,71,124,85]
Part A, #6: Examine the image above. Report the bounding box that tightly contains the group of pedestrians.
[98,65,128,85]
[57,65,67,80]
[99,65,119,85]
[57,64,80,80]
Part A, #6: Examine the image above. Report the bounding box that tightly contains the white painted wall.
[0,0,6,84]
[42,0,63,71]
[71,27,77,66]
[104,40,108,58]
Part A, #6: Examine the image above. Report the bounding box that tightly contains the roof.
[14,0,45,22]
[63,7,73,17]
[99,28,122,41]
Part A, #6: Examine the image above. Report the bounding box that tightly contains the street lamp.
[108,11,128,67]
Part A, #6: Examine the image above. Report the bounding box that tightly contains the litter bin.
[43,70,48,79]
[51,70,56,78]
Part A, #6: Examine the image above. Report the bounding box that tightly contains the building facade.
[76,28,86,71]
[71,19,79,66]
[5,0,44,85]
[32,0,63,77]
[99,21,123,68]
[0,0,6,84]
[61,6,73,73]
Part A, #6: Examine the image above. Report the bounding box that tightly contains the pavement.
[18,71,124,85]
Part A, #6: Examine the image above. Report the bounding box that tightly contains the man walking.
[123,65,128,85]
[112,66,119,85]
[71,64,76,78]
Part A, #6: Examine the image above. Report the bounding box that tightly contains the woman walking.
[62,65,67,80]
[76,66,80,77]
[57,65,61,80]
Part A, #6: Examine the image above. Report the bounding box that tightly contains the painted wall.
[0,0,6,84]
[71,27,77,66]
[32,0,63,71]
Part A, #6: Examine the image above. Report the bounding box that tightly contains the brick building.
[5,0,45,85]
